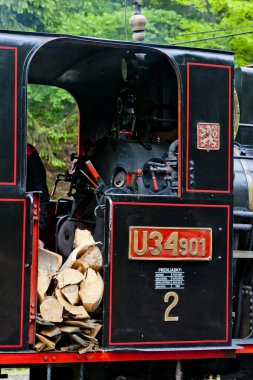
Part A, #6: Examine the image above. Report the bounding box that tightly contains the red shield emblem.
[197,123,220,150]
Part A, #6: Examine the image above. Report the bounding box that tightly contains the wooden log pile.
[35,229,103,353]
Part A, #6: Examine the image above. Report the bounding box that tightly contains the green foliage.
[27,85,78,167]
[164,0,253,66]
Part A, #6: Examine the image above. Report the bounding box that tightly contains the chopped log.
[36,316,55,326]
[60,242,94,271]
[72,246,102,272]
[71,260,88,273]
[78,342,95,354]
[89,323,102,338]
[56,268,84,289]
[38,248,63,273]
[43,346,56,352]
[34,341,46,352]
[39,326,62,338]
[70,334,89,347]
[79,269,104,312]
[61,284,80,305]
[40,297,63,323]
[79,333,98,345]
[73,229,95,248]
[82,329,91,334]
[37,248,63,303]
[55,287,90,318]
[60,344,82,352]
[64,320,96,329]
[72,313,93,320]
[37,269,51,304]
[36,334,55,350]
[58,326,81,333]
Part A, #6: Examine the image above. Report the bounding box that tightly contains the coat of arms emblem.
[197,123,220,150]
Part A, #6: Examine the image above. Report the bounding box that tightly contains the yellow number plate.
[129,226,212,261]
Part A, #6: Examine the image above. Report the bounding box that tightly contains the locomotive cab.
[0,31,243,377]
[27,36,233,350]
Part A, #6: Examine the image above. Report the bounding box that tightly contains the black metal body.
[103,196,231,348]
[0,196,32,349]
[1,30,253,379]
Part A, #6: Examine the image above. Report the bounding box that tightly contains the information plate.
[129,227,212,261]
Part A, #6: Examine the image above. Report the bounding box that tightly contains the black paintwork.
[103,195,232,348]
[187,64,231,192]
[0,195,31,349]
[0,30,234,351]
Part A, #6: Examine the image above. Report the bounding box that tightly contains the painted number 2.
[164,291,179,322]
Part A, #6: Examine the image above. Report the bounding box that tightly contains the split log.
[71,260,88,274]
[37,269,51,304]
[34,341,46,352]
[40,297,63,323]
[60,344,82,352]
[36,316,55,326]
[61,284,80,305]
[78,342,95,354]
[79,333,98,345]
[58,326,81,333]
[79,269,104,312]
[88,323,102,338]
[60,242,94,271]
[64,319,96,329]
[36,334,55,350]
[55,287,90,318]
[56,268,84,289]
[70,334,89,347]
[39,325,61,338]
[37,248,63,303]
[38,248,63,273]
[73,229,95,248]
[72,246,102,272]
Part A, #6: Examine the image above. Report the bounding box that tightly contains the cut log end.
[79,269,104,312]
[40,297,63,323]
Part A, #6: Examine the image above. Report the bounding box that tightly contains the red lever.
[85,160,101,182]
[152,177,159,191]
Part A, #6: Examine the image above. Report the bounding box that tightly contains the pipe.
[234,211,253,218]
[233,223,252,231]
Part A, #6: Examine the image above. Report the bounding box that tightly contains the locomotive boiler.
[0,29,251,379]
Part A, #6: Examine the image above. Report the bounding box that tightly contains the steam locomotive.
[0,29,252,379]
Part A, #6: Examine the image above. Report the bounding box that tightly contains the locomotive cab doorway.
[27,38,181,257]
[27,37,180,199]
[24,37,182,349]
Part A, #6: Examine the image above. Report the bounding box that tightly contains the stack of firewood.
[35,229,104,353]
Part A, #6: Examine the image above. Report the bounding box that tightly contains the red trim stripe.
[0,349,234,364]
[108,204,114,345]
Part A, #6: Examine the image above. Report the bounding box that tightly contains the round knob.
[129,13,147,42]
